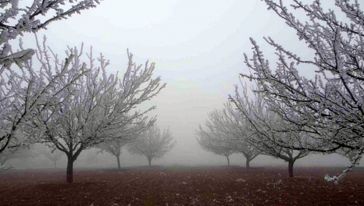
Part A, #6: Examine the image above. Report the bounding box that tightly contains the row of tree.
[197,101,307,178]
[1,125,175,171]
[197,103,260,169]
[198,0,364,183]
[0,0,174,183]
[98,125,175,169]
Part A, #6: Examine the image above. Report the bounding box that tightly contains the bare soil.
[0,166,363,206]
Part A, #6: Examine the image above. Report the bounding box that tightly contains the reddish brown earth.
[0,167,364,206]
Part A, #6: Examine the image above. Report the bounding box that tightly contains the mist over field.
[6,0,357,170]
[2,0,364,205]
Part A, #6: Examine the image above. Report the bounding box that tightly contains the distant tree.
[239,0,364,183]
[197,131,234,166]
[0,149,19,171]
[221,103,260,168]
[197,104,260,168]
[230,86,309,177]
[42,148,64,168]
[234,141,260,169]
[128,125,175,167]
[98,139,128,170]
[0,155,10,171]
[0,146,36,171]
[97,118,152,170]
[28,43,166,183]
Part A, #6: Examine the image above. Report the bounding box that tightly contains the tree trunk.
[116,155,121,170]
[246,158,250,169]
[147,156,152,167]
[226,155,230,166]
[54,160,57,169]
[288,160,294,178]
[66,156,74,183]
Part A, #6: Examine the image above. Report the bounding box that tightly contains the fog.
[8,0,357,169]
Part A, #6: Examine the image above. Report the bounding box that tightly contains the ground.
[0,166,363,206]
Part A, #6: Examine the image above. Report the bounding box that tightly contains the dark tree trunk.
[66,156,74,183]
[116,155,121,170]
[226,155,230,166]
[288,160,294,178]
[147,156,152,167]
[246,158,250,169]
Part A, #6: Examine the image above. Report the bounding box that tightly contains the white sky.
[15,0,354,168]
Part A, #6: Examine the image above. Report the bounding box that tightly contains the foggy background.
[10,0,355,169]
